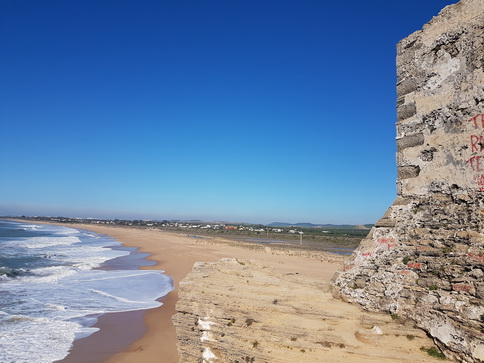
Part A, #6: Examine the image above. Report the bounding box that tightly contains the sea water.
[0,220,174,363]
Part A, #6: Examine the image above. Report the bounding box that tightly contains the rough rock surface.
[173,258,442,363]
[332,0,484,362]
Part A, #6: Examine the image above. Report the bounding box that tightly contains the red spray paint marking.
[407,262,422,269]
[377,238,396,250]
[467,155,484,172]
[467,253,484,263]
[466,114,484,189]
[470,135,484,152]
[452,283,473,292]
[377,238,394,244]
[468,114,484,128]
[474,174,484,186]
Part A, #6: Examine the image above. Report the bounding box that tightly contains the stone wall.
[332,0,484,361]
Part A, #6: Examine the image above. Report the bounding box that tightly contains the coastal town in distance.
[7,215,371,254]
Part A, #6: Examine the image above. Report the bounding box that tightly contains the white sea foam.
[0,314,80,363]
[0,221,174,363]
[8,235,81,251]
[18,224,41,230]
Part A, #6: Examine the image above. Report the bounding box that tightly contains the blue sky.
[1,0,457,224]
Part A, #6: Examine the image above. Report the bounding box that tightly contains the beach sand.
[55,224,441,363]
[58,225,341,363]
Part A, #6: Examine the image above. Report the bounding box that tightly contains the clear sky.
[1,0,457,225]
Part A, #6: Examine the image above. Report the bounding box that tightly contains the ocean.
[0,220,174,363]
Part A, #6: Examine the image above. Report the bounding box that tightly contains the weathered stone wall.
[332,0,484,361]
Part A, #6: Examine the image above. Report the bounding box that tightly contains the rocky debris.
[173,258,442,362]
[333,1,484,362]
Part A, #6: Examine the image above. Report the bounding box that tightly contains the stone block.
[417,277,441,289]
[398,165,421,179]
[397,133,425,151]
[396,77,418,97]
[392,196,411,205]
[374,217,396,228]
[355,278,367,289]
[474,282,484,299]
[397,102,417,121]
[452,283,475,294]
[431,193,453,202]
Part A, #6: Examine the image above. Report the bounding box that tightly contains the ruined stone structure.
[332,0,484,361]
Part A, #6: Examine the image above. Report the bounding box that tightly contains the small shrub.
[420,346,446,359]
[429,285,439,291]
[391,313,400,320]
[480,314,484,322]
[402,256,410,265]
[252,340,259,348]
[442,246,453,255]
[290,336,297,341]
[406,334,415,341]
[300,349,306,353]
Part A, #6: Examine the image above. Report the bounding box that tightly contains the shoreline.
[9,220,443,362]
[50,223,344,363]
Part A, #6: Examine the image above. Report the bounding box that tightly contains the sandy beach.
[57,224,341,363]
[54,224,443,363]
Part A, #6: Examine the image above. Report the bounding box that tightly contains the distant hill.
[266,222,368,228]
[267,222,292,227]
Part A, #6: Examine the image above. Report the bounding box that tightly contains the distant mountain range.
[266,222,372,229]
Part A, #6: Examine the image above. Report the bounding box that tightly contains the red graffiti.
[344,264,355,271]
[470,135,484,152]
[474,175,484,186]
[377,238,394,244]
[407,262,422,269]
[467,116,484,189]
[377,238,396,250]
[469,114,484,128]
[361,252,373,256]
[467,253,484,263]
[452,283,473,292]
[467,156,484,172]
[399,270,412,275]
